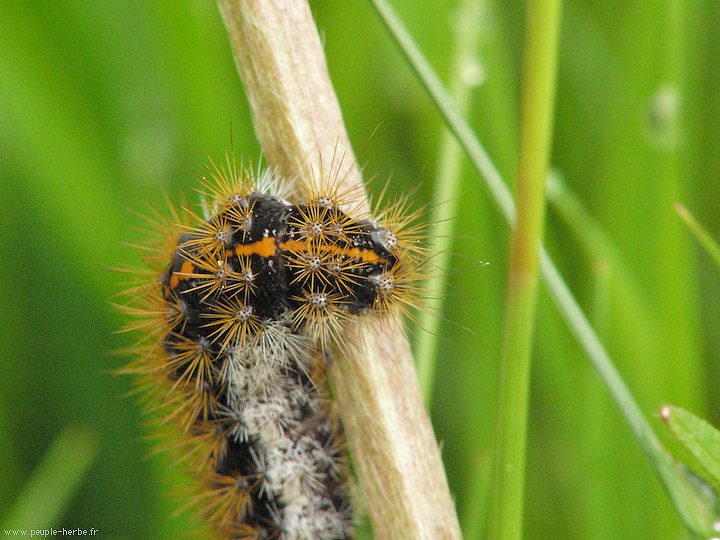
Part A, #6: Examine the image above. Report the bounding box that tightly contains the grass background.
[1,0,719,539]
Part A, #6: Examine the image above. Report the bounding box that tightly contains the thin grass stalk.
[488,1,562,538]
[416,0,485,405]
[676,203,720,268]
[1,425,99,531]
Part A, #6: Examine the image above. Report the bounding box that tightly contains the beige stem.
[217,1,462,538]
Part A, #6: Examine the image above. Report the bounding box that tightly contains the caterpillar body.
[123,158,421,539]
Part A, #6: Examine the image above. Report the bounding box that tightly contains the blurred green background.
[1,1,719,539]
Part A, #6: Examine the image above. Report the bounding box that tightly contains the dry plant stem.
[217,1,462,539]
[218,0,360,191]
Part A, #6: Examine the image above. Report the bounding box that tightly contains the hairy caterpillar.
[121,155,423,539]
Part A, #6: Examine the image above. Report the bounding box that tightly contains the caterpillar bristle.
[120,154,428,539]
[201,297,262,352]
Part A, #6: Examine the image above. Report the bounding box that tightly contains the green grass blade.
[676,203,720,269]
[415,0,484,405]
[547,173,665,376]
[662,405,720,490]
[367,0,515,225]
[538,252,713,538]
[489,0,561,539]
[2,425,100,531]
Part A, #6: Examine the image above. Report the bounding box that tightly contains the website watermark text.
[4,529,98,537]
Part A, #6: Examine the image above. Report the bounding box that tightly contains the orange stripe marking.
[234,237,277,258]
[280,239,387,264]
[169,236,386,291]
[169,260,195,290]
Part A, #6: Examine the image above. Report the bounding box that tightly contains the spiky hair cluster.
[120,156,425,540]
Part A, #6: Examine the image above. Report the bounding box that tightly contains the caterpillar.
[121,155,423,539]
